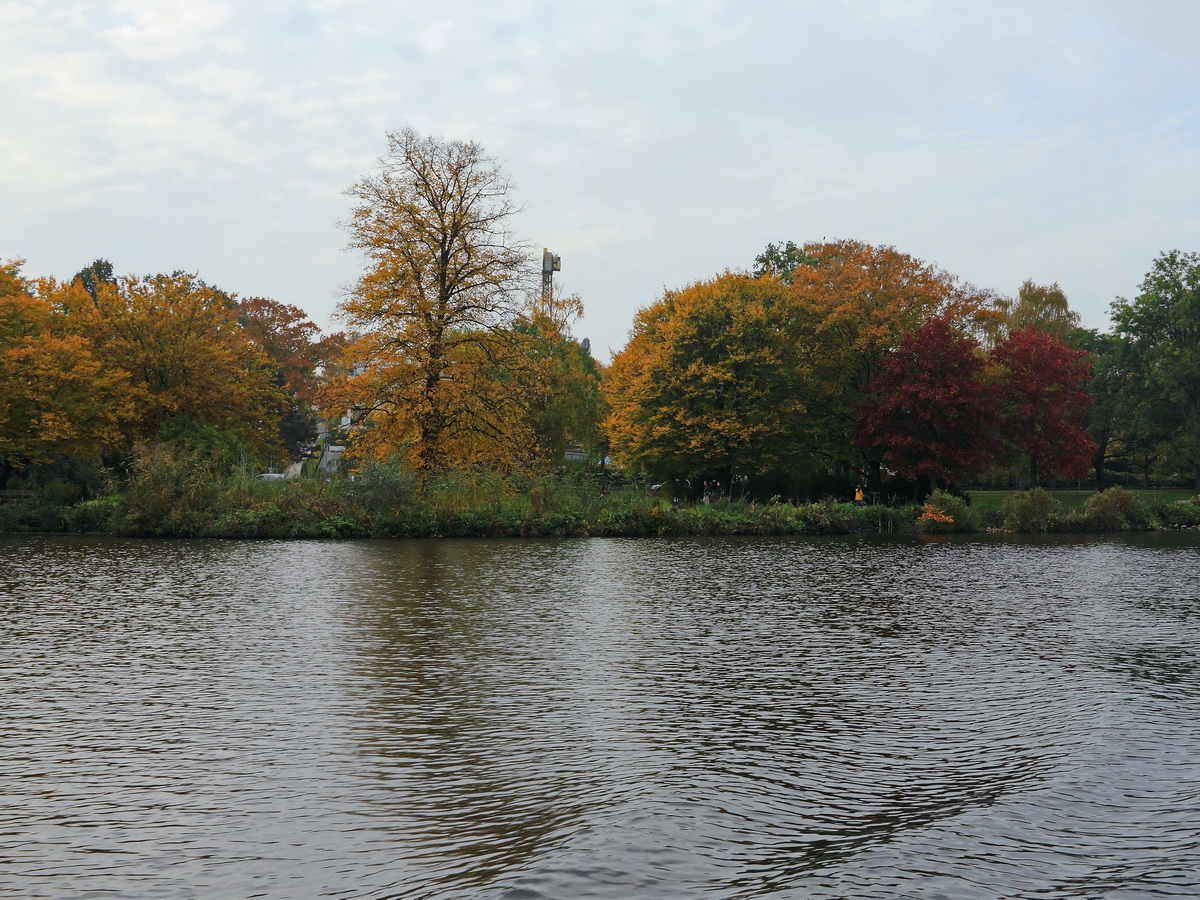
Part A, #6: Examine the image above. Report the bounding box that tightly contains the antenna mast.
[541,248,561,305]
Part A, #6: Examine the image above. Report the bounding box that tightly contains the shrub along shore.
[1,453,1198,539]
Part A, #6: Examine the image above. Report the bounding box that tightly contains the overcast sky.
[3,0,1199,360]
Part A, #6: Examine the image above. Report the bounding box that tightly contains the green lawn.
[966,488,1194,511]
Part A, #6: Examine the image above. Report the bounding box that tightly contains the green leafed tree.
[991,279,1080,342]
[73,258,116,303]
[1110,249,1200,490]
[751,240,816,284]
[515,292,606,466]
[1071,328,1133,490]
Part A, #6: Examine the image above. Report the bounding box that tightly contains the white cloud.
[0,2,37,27]
[98,0,237,59]
[418,18,454,52]
[168,64,263,100]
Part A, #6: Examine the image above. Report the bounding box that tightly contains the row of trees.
[607,241,1200,497]
[317,130,1200,497]
[0,259,341,484]
[604,247,1097,498]
[4,127,1198,499]
[318,131,1094,496]
[0,130,605,488]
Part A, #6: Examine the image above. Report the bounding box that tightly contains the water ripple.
[2,533,1199,898]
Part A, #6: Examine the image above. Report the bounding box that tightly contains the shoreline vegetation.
[3,454,1198,540]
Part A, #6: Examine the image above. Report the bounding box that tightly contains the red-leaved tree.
[992,328,1095,485]
[857,316,998,490]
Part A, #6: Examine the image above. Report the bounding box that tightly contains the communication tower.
[542,248,561,304]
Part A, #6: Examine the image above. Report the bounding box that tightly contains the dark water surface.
[3,533,1200,898]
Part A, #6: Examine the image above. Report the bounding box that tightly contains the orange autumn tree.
[324,128,534,474]
[604,272,816,488]
[238,296,339,403]
[0,261,130,474]
[786,239,1000,470]
[65,272,284,456]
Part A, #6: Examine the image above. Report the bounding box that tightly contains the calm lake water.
[3,533,1200,899]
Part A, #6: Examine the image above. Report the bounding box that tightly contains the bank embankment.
[2,475,1198,539]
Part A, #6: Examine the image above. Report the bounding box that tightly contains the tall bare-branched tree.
[328,128,533,473]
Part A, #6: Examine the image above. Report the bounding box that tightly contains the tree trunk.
[417,348,447,476]
[1029,456,1039,489]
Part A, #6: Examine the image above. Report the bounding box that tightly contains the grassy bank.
[0,478,917,539]
[967,488,1194,512]
[2,483,1199,539]
[917,487,1200,533]
[2,452,1199,539]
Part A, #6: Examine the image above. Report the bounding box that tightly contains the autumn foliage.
[0,262,130,466]
[7,128,1192,507]
[605,241,1101,496]
[791,240,999,386]
[70,272,285,451]
[992,328,1096,483]
[325,128,534,475]
[857,317,998,487]
[605,243,1012,492]
[0,258,334,480]
[787,240,1000,468]
[604,273,814,485]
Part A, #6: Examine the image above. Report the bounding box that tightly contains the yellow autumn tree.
[64,272,284,455]
[324,128,534,474]
[0,262,130,473]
